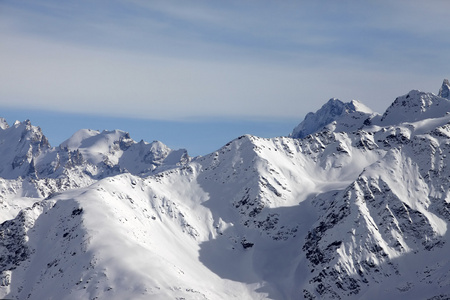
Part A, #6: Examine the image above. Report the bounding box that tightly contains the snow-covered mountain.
[59,128,189,177]
[439,79,450,99]
[290,99,375,139]
[0,124,189,223]
[1,80,450,299]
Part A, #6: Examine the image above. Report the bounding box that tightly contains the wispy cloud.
[1,0,449,120]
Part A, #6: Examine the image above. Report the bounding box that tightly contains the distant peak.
[291,98,374,138]
[438,78,450,99]
[349,100,374,114]
[326,98,343,104]
[0,117,8,130]
[320,98,372,114]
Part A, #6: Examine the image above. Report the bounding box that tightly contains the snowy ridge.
[60,129,189,176]
[290,99,376,139]
[1,81,450,299]
[302,123,450,299]
[0,122,189,181]
[378,89,450,125]
[0,120,50,179]
[0,122,189,222]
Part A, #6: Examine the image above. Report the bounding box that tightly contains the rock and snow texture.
[0,120,50,179]
[60,129,190,176]
[439,79,450,99]
[0,123,189,223]
[290,99,375,139]
[0,118,8,130]
[379,89,450,125]
[0,122,189,181]
[1,81,450,299]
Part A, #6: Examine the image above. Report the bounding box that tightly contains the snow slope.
[1,80,450,299]
[0,122,189,223]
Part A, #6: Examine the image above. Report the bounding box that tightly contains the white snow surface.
[60,128,189,175]
[378,89,450,125]
[1,81,450,300]
[290,99,377,139]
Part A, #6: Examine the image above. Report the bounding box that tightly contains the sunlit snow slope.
[1,80,450,300]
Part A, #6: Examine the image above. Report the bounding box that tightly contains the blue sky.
[1,0,450,156]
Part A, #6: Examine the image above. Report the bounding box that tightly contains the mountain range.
[1,80,450,299]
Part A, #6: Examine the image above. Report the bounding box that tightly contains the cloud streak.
[1,0,450,121]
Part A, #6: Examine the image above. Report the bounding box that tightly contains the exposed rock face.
[438,79,450,99]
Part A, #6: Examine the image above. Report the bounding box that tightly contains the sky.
[1,0,450,156]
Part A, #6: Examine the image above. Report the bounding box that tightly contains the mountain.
[1,81,450,299]
[59,128,190,177]
[0,120,50,179]
[439,79,450,99]
[378,89,450,125]
[290,99,375,139]
[0,123,189,224]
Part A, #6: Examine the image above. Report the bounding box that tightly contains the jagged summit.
[291,79,450,139]
[1,80,450,300]
[439,78,450,99]
[0,117,8,130]
[379,88,450,125]
[290,98,375,139]
[0,121,189,182]
[0,119,50,179]
[59,128,190,176]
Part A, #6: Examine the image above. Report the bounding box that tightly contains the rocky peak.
[380,89,450,125]
[0,120,51,178]
[438,78,450,99]
[0,118,8,130]
[291,99,374,139]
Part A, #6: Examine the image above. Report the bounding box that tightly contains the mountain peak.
[438,78,450,99]
[2,80,450,299]
[291,98,374,138]
[0,117,8,130]
[348,99,374,114]
[380,88,450,125]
